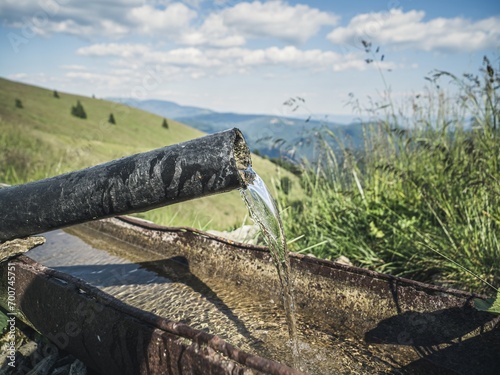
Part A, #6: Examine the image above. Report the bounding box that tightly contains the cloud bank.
[327,9,500,52]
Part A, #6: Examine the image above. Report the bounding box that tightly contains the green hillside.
[0,77,301,230]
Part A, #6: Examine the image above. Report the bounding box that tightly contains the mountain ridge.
[107,98,365,160]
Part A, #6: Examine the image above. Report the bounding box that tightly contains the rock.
[0,236,46,263]
[335,255,353,266]
[208,225,262,245]
[69,359,87,375]
[17,341,38,358]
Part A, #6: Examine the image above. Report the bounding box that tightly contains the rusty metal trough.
[1,216,499,374]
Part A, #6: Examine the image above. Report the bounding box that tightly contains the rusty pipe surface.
[0,128,251,242]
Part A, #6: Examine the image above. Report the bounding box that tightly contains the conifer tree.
[15,98,23,108]
[162,118,169,129]
[71,100,87,119]
[53,90,59,98]
[108,113,116,124]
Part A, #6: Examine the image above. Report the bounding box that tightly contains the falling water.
[240,167,300,368]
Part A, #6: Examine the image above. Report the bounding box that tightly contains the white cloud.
[235,46,340,68]
[150,48,223,67]
[1,0,337,47]
[327,9,500,52]
[76,42,392,74]
[180,1,338,47]
[332,60,373,72]
[77,43,150,58]
[127,3,196,35]
[65,71,126,87]
[7,72,52,84]
[221,1,338,44]
[60,64,88,70]
[180,13,247,47]
[0,1,195,38]
[30,18,130,38]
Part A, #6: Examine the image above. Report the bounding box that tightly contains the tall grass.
[279,57,500,294]
[0,122,64,184]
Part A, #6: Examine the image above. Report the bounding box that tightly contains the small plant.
[15,98,23,108]
[53,90,59,98]
[108,113,116,124]
[162,118,169,129]
[71,100,87,119]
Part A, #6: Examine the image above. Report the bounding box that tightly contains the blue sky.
[1,1,499,120]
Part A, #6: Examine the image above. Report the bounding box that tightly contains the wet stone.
[0,237,45,263]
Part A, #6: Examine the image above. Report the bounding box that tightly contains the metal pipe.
[0,128,252,242]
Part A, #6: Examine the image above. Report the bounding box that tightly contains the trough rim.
[117,215,493,301]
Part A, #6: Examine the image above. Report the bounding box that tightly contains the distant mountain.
[108,98,365,161]
[108,98,214,119]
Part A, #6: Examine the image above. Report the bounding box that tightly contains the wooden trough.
[0,216,499,374]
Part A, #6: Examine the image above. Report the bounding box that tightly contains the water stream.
[239,167,301,368]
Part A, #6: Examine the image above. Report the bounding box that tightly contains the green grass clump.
[280,57,500,294]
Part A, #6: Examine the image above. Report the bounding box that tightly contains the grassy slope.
[0,77,301,230]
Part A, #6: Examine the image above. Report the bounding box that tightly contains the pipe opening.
[233,129,255,187]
